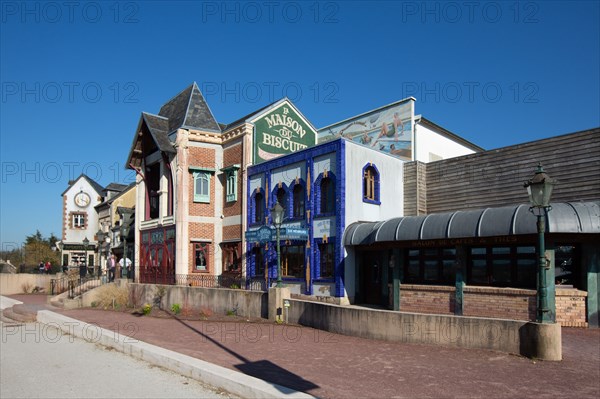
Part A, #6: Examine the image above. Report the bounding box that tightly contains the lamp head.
[524,163,556,208]
[271,201,284,227]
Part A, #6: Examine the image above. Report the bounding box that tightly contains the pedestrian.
[38,261,45,274]
[119,256,131,278]
[44,261,52,274]
[108,254,116,282]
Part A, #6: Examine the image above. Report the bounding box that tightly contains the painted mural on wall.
[317,99,415,161]
[252,102,317,164]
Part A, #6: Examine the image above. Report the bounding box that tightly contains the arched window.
[320,177,335,214]
[276,187,287,208]
[293,184,305,218]
[254,192,264,224]
[362,163,380,204]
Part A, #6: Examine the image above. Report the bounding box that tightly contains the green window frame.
[190,166,215,204]
[193,172,211,203]
[221,164,240,203]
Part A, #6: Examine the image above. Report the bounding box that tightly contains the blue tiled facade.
[246,139,346,297]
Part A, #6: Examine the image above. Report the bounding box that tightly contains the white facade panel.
[415,122,476,162]
[344,140,405,226]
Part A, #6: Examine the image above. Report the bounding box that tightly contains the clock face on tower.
[74,191,91,208]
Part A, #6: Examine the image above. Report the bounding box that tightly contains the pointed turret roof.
[158,82,221,133]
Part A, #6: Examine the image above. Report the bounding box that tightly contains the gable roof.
[61,174,104,196]
[126,83,222,169]
[158,82,221,133]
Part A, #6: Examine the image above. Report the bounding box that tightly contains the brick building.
[125,83,318,284]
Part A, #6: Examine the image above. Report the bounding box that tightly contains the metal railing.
[50,275,104,299]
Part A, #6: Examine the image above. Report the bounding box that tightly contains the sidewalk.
[6,294,600,399]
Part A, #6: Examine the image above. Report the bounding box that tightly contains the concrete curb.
[0,295,23,310]
[37,310,315,399]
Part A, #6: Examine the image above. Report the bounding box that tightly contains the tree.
[25,230,44,245]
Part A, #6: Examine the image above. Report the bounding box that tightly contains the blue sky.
[1,1,599,247]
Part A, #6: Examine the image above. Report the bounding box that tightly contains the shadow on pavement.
[170,314,319,395]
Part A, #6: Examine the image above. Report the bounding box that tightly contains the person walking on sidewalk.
[108,254,116,282]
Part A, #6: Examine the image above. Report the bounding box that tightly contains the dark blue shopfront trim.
[246,139,346,297]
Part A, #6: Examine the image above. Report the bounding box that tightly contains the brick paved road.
[9,295,600,399]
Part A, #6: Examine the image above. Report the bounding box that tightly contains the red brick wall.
[223,225,241,241]
[188,147,216,217]
[399,284,587,326]
[223,142,243,218]
[188,223,214,274]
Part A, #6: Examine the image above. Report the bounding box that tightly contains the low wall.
[399,284,586,326]
[288,298,562,360]
[129,283,268,319]
[556,288,587,327]
[0,274,52,295]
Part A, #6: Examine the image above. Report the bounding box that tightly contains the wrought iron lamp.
[271,201,284,287]
[121,222,131,279]
[82,237,89,278]
[524,163,557,323]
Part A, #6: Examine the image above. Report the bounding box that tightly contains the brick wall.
[556,288,587,327]
[188,147,216,217]
[400,285,454,315]
[399,284,587,326]
[223,225,241,241]
[188,222,214,274]
[463,286,536,321]
[223,142,243,217]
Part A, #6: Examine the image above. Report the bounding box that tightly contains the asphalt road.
[0,321,237,399]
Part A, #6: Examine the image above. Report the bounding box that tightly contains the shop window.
[222,242,241,272]
[194,242,210,272]
[193,172,211,203]
[253,247,265,276]
[292,184,305,218]
[72,213,85,228]
[405,248,456,285]
[467,246,537,288]
[555,245,580,287]
[281,245,304,278]
[362,164,380,204]
[319,243,335,278]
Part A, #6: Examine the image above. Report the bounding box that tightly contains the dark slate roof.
[104,183,129,192]
[158,82,221,133]
[141,112,175,153]
[61,174,104,196]
[344,201,600,246]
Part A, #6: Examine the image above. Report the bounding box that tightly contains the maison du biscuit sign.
[253,103,316,163]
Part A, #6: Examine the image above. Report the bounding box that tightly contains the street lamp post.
[121,223,130,279]
[81,237,89,280]
[96,230,105,277]
[524,163,557,324]
[271,201,284,287]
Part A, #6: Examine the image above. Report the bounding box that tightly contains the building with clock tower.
[59,174,104,269]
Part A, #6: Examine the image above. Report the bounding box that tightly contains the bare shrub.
[93,284,130,310]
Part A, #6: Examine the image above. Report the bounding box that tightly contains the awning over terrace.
[344,202,600,246]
